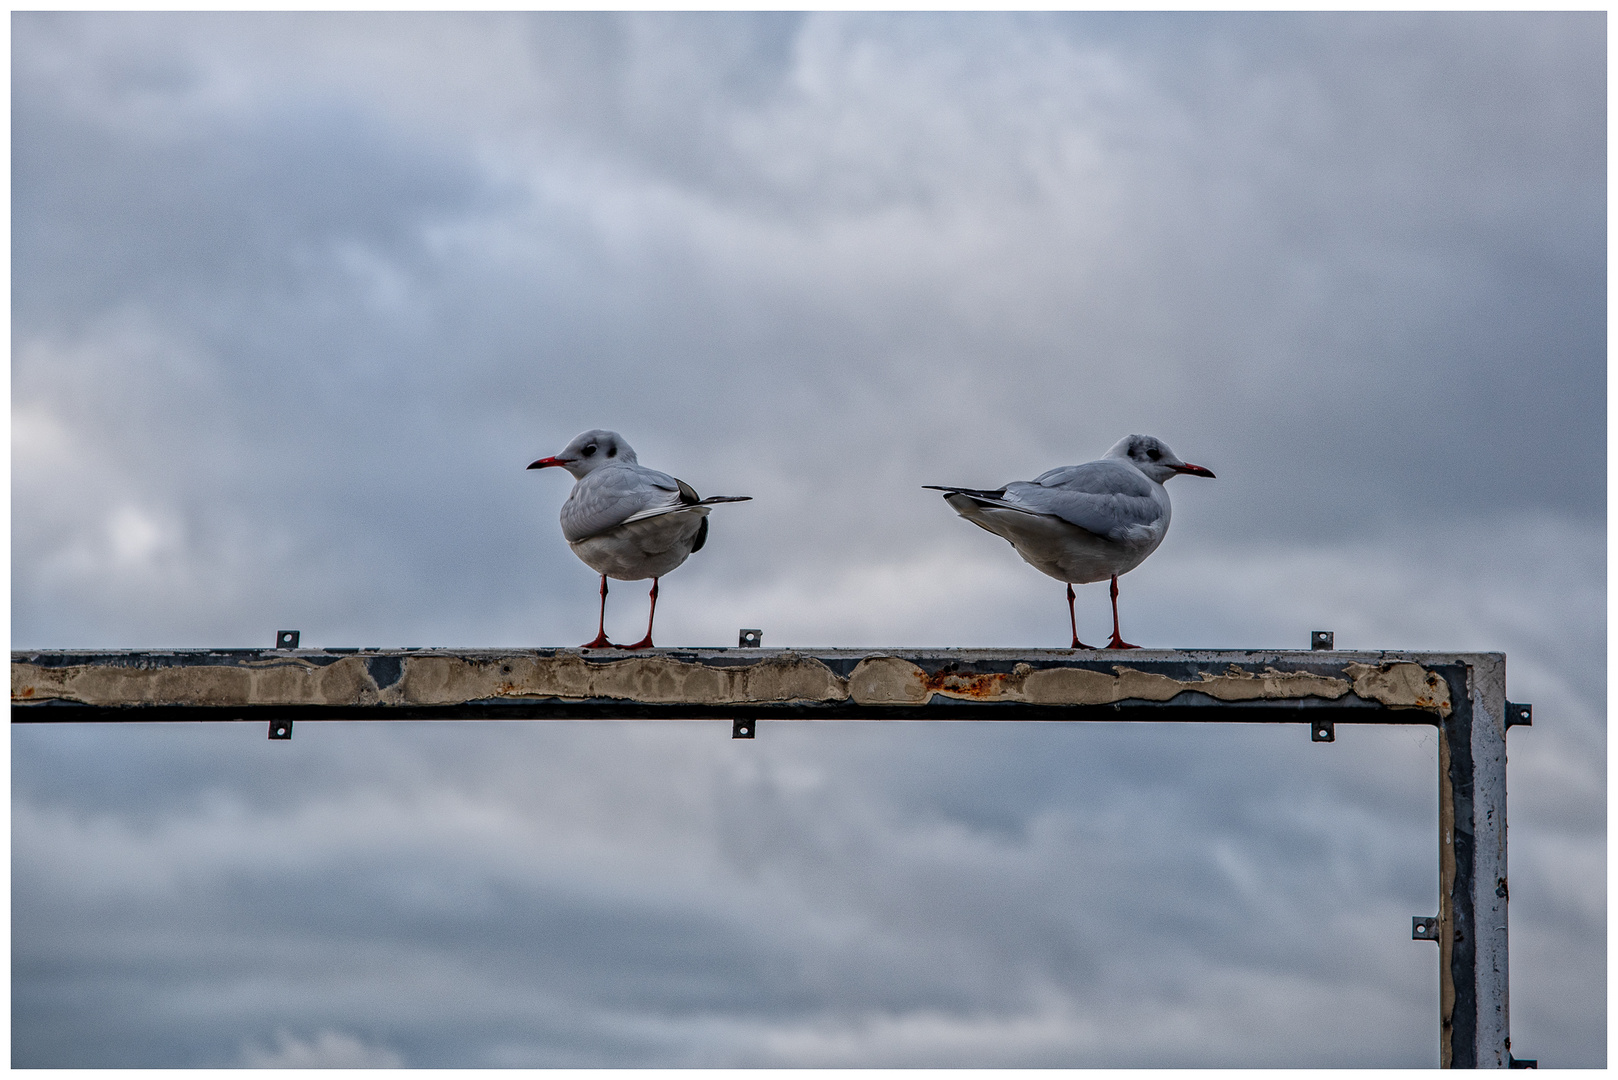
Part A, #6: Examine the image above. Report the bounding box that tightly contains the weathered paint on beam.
[12,647,1456,720]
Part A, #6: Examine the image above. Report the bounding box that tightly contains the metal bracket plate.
[1311,718,1335,742]
[268,719,293,740]
[1311,630,1334,650]
[732,718,755,739]
[1412,915,1440,941]
[738,629,762,648]
[1506,702,1532,728]
[276,630,300,649]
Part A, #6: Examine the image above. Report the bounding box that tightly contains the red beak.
[1175,462,1216,478]
[527,456,570,470]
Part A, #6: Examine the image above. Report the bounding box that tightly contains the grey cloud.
[12,11,1603,1067]
[12,720,1447,1067]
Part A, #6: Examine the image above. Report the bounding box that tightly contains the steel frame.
[11,644,1530,1067]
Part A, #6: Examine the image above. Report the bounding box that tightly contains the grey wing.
[1012,460,1163,542]
[560,466,682,542]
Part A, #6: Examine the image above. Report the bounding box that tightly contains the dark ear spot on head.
[606,445,617,457]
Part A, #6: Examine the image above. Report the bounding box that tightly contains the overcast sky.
[11,11,1605,1067]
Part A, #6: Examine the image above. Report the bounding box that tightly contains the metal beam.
[13,646,1462,722]
[1439,653,1512,1068]
[10,645,1520,1067]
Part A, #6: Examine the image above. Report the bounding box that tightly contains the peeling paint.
[408,651,846,706]
[13,651,850,708]
[16,655,380,708]
[847,656,932,705]
[1345,661,1453,716]
[848,657,1355,707]
[11,650,1454,716]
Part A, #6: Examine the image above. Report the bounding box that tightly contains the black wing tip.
[699,495,752,504]
[924,485,1006,500]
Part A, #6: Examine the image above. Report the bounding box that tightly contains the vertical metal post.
[1439,655,1510,1067]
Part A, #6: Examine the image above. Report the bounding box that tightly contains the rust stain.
[848,658,1356,707]
[919,668,1015,699]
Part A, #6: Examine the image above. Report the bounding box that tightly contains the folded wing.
[926,458,1162,544]
[560,466,682,542]
[565,465,752,542]
[1018,459,1163,543]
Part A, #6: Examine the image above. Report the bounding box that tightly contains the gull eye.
[1147,446,1162,462]
[582,444,597,458]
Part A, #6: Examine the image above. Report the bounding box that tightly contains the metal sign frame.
[11,642,1532,1068]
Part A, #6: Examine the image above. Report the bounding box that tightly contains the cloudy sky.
[10,11,1604,1067]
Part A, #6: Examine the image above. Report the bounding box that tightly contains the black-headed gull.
[926,434,1214,649]
[529,429,751,649]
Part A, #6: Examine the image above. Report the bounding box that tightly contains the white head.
[527,429,638,480]
[1104,434,1216,485]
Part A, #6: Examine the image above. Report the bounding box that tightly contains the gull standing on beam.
[529,429,751,649]
[926,434,1214,649]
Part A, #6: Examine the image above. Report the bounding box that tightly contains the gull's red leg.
[1105,575,1140,650]
[582,574,614,649]
[623,578,659,650]
[1068,583,1093,650]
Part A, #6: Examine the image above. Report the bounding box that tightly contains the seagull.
[925,434,1214,650]
[528,429,751,650]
